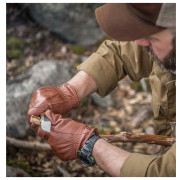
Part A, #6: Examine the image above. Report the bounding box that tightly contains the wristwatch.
[77,133,100,166]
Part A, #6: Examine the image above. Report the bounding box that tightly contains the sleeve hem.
[77,53,118,97]
[120,153,157,177]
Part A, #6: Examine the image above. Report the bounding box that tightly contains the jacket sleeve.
[120,143,176,177]
[77,40,153,97]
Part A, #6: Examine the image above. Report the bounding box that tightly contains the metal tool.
[41,114,51,132]
[30,114,51,132]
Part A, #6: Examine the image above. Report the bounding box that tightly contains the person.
[27,3,176,177]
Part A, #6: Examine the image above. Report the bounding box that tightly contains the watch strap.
[78,133,100,166]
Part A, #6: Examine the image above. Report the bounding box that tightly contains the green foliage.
[112,130,120,134]
[7,37,26,60]
[7,158,30,172]
[69,45,86,55]
[7,37,26,49]
[91,125,108,135]
[98,129,108,135]
[131,79,152,92]
[131,82,143,92]
[7,49,23,60]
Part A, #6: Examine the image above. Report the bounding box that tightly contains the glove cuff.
[57,83,80,109]
[65,83,80,108]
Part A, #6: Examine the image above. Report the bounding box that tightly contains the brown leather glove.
[27,83,79,128]
[38,110,98,161]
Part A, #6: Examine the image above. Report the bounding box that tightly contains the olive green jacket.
[77,40,176,177]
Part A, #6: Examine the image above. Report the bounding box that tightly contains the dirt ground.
[6,4,161,177]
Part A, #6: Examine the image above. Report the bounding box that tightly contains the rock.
[91,93,114,108]
[27,3,105,46]
[6,166,30,177]
[6,60,73,138]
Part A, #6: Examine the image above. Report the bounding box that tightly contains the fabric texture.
[78,41,152,96]
[120,143,176,177]
[77,40,176,176]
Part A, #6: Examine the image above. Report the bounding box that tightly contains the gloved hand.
[38,110,98,161]
[27,83,79,128]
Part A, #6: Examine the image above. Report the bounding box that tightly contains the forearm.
[92,138,131,177]
[67,70,97,100]
[68,71,130,176]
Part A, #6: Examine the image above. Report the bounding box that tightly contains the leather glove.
[27,83,79,128]
[38,110,98,161]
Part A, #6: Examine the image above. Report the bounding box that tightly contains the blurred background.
[6,3,161,177]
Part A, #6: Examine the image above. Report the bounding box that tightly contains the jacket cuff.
[120,153,157,177]
[77,53,118,97]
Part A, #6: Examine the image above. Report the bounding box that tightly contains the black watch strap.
[77,133,100,166]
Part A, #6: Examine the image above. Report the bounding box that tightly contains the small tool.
[30,115,175,146]
[30,114,51,132]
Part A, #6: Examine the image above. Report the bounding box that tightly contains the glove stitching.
[66,83,79,102]
[55,86,79,106]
